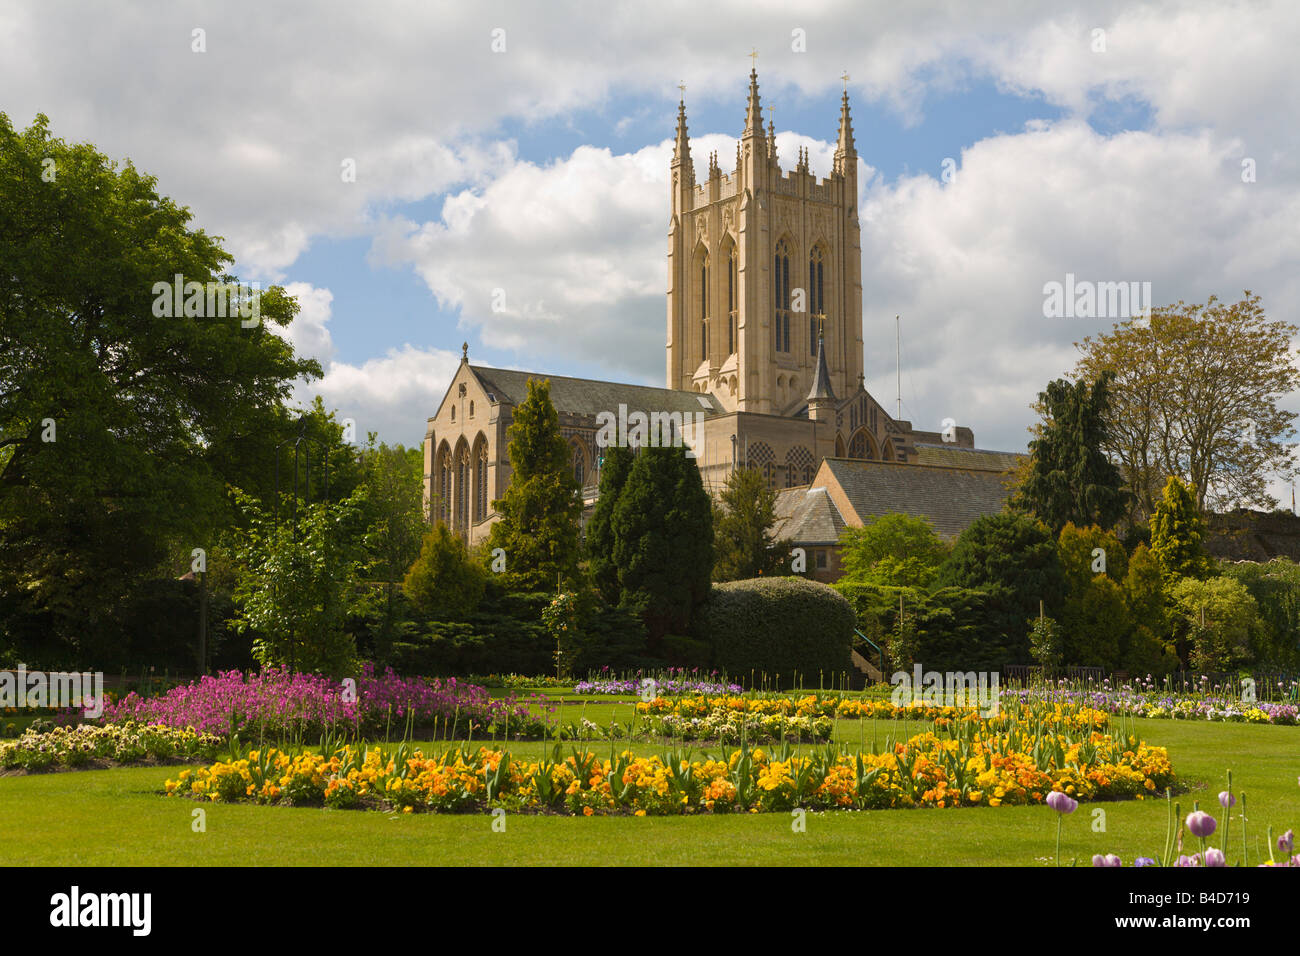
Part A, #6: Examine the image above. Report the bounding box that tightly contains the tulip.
[1186,810,1216,839]
[1204,847,1226,867]
[1175,854,1200,867]
[1218,791,1235,809]
[1279,829,1295,855]
[1091,853,1121,867]
[1047,791,1078,815]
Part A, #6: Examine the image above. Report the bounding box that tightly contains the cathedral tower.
[666,70,865,415]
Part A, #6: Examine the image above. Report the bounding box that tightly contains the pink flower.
[1204,848,1226,867]
[1046,791,1078,815]
[1186,810,1216,839]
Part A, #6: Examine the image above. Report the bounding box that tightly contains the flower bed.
[100,666,552,741]
[1008,687,1299,725]
[637,694,1109,735]
[165,708,1175,815]
[574,678,744,696]
[1,722,222,773]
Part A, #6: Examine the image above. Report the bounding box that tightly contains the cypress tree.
[584,441,633,604]
[484,378,581,591]
[1149,475,1211,580]
[610,444,713,645]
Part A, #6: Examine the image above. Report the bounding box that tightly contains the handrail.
[853,628,884,675]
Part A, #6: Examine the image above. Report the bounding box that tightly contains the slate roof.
[822,458,1015,539]
[469,365,722,419]
[772,486,847,545]
[912,443,1025,473]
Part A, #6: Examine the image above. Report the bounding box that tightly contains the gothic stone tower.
[666,70,865,416]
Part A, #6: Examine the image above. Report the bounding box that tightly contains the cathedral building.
[423,70,1021,578]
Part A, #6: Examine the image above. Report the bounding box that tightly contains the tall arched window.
[809,245,826,355]
[476,442,488,521]
[455,445,470,530]
[700,258,709,361]
[773,239,791,353]
[727,245,737,355]
[572,443,585,487]
[436,443,451,525]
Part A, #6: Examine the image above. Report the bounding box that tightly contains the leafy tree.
[1150,475,1211,580]
[610,445,713,646]
[0,113,319,664]
[1168,575,1261,672]
[584,442,632,604]
[1056,524,1132,669]
[354,438,426,659]
[712,466,791,581]
[1028,615,1064,673]
[1015,373,1127,532]
[231,492,363,677]
[937,513,1066,653]
[1074,293,1299,513]
[403,523,487,621]
[1220,559,1300,670]
[887,607,921,672]
[839,512,949,588]
[484,378,582,591]
[1061,576,1130,669]
[1123,543,1175,674]
[1057,523,1127,590]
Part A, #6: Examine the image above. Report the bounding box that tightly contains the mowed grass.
[2,718,1297,866]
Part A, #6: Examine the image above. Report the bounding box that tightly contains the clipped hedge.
[706,577,853,682]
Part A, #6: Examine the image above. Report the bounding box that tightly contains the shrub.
[1168,575,1262,670]
[706,577,853,683]
[835,581,1029,671]
[937,513,1066,652]
[402,522,486,620]
[1220,559,1300,670]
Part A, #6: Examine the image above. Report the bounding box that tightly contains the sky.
[3,0,1298,500]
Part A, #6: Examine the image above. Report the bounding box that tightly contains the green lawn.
[2,719,1296,866]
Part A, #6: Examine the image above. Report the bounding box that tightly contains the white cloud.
[270,283,460,446]
[304,345,463,448]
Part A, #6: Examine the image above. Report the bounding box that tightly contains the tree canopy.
[838,512,949,589]
[0,112,319,663]
[1015,373,1127,532]
[1073,293,1299,514]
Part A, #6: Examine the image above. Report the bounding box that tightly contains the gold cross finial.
[749,48,758,67]
[841,71,850,92]
[766,104,774,126]
[816,311,826,338]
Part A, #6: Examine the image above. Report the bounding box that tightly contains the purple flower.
[1186,810,1217,839]
[1218,791,1235,809]
[1279,830,1295,855]
[1134,857,1156,867]
[1174,854,1201,867]
[1046,791,1078,815]
[1091,854,1121,867]
[1204,848,1226,867]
